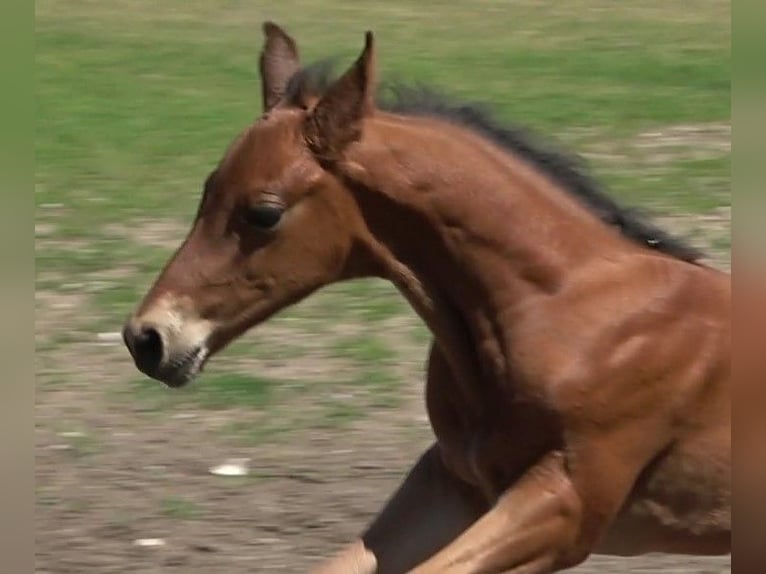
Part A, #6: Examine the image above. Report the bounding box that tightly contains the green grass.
[315,399,366,429]
[217,418,295,447]
[45,426,102,458]
[125,373,275,411]
[329,333,405,409]
[36,1,730,418]
[161,497,202,520]
[36,0,730,237]
[601,155,731,213]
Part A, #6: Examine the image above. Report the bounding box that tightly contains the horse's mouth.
[158,346,210,388]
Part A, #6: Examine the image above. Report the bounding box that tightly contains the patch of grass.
[36,0,729,257]
[599,155,730,214]
[218,419,294,447]
[179,372,274,409]
[92,282,151,323]
[66,432,101,458]
[328,334,404,408]
[160,497,202,520]
[711,235,731,253]
[36,493,60,508]
[126,373,275,411]
[35,330,83,354]
[330,334,395,364]
[221,335,297,362]
[316,399,365,429]
[328,281,409,323]
[411,325,432,346]
[67,498,93,514]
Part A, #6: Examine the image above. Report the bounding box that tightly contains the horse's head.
[123,23,379,387]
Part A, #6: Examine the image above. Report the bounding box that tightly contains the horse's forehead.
[221,116,302,179]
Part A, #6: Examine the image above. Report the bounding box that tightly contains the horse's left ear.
[304,31,376,160]
[260,21,301,112]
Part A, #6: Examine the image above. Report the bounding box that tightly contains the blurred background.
[35,1,730,572]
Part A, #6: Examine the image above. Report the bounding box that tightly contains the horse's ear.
[304,31,376,160]
[259,21,301,112]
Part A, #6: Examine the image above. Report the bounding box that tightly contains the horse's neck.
[344,114,625,416]
[350,113,620,301]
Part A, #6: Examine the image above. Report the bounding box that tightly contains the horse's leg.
[406,426,666,574]
[403,451,577,574]
[310,444,487,574]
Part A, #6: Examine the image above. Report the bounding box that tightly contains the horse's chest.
[427,380,557,500]
[433,423,555,502]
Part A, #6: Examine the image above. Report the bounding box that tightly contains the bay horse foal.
[123,24,731,573]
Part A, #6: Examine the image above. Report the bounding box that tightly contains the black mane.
[286,60,703,263]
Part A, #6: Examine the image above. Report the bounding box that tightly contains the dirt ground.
[34,376,731,573]
[35,214,731,573]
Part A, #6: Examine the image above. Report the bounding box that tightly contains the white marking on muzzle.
[135,295,214,363]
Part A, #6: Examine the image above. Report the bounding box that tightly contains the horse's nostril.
[125,324,164,376]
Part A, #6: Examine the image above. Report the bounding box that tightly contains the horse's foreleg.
[404,451,580,574]
[406,428,662,574]
[309,540,377,574]
[310,443,486,574]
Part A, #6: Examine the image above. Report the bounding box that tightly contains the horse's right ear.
[304,31,376,161]
[259,21,301,112]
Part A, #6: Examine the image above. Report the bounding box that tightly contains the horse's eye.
[242,204,284,230]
